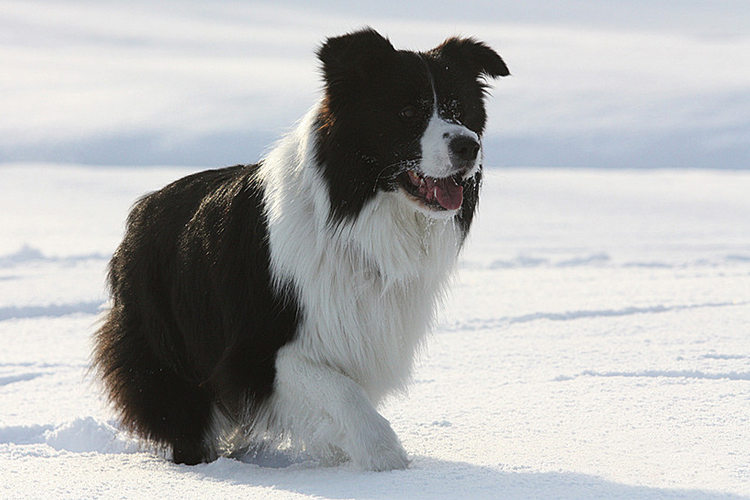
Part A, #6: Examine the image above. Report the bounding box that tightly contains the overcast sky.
[1,0,749,168]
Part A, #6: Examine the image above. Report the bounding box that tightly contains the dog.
[93,27,509,471]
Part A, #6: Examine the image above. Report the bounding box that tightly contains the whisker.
[371,159,420,193]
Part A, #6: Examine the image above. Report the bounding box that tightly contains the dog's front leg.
[272,345,410,471]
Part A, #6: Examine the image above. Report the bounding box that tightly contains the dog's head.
[314,28,509,226]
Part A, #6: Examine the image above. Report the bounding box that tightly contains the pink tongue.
[424,176,464,210]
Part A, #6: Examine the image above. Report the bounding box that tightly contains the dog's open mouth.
[399,169,464,211]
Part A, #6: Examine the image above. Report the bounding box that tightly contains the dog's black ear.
[318,27,396,87]
[432,37,510,80]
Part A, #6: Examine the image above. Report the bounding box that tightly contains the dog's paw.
[357,442,410,472]
[347,414,410,471]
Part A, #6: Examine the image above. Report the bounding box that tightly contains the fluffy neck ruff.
[260,105,465,292]
[258,105,467,402]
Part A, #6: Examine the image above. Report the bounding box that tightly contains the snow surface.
[2,0,750,168]
[1,164,749,499]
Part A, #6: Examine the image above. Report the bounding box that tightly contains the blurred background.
[2,0,749,169]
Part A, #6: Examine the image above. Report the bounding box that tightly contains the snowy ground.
[1,164,749,499]
[3,0,750,168]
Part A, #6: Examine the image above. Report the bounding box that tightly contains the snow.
[1,1,749,168]
[1,164,749,499]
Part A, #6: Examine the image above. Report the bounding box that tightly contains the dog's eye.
[399,105,419,121]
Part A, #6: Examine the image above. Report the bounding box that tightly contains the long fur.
[93,27,508,471]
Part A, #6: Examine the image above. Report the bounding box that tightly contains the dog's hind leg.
[94,312,216,465]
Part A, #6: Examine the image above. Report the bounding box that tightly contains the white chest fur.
[255,109,465,469]
[260,112,462,402]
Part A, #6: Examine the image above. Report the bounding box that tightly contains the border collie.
[93,28,508,471]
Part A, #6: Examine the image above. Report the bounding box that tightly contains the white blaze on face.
[419,111,481,179]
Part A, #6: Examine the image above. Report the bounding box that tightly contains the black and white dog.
[93,28,508,471]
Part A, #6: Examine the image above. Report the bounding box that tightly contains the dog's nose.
[449,136,480,164]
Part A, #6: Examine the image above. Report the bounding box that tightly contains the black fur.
[93,164,300,464]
